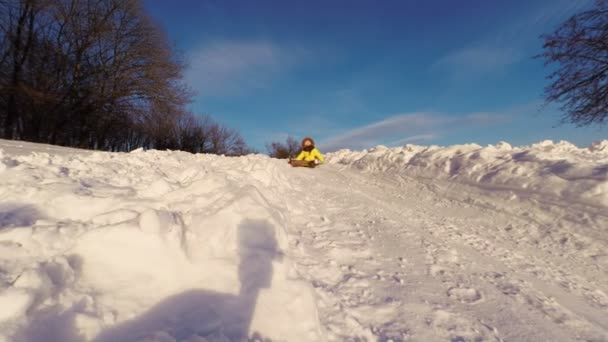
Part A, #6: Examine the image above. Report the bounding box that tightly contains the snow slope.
[0,139,607,341]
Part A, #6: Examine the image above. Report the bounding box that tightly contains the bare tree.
[0,0,253,155]
[0,0,42,139]
[177,113,211,153]
[168,112,253,155]
[207,121,251,155]
[266,135,300,159]
[539,0,608,126]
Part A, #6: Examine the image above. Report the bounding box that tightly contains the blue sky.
[144,0,606,152]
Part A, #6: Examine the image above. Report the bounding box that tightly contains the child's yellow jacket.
[295,148,324,163]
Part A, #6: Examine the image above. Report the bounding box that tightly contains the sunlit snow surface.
[0,139,607,341]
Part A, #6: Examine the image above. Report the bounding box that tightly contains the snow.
[327,140,608,208]
[0,140,319,341]
[0,138,607,341]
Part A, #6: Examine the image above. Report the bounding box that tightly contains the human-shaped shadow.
[91,219,282,342]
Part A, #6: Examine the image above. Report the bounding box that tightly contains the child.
[289,137,324,166]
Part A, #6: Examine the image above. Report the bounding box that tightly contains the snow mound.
[0,141,321,341]
[327,140,608,207]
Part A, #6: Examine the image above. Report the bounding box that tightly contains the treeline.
[0,0,251,154]
[266,135,300,158]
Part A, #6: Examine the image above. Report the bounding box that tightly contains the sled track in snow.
[283,164,608,341]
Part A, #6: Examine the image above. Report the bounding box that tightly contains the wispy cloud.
[433,46,523,74]
[320,112,508,151]
[389,133,439,146]
[186,41,299,97]
[510,0,592,42]
[433,0,593,78]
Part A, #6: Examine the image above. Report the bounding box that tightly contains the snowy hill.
[0,139,607,341]
[327,140,608,208]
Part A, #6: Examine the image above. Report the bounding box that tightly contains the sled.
[288,159,317,168]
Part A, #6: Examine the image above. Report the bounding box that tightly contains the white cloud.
[320,112,444,150]
[433,0,593,78]
[519,0,592,39]
[185,41,296,97]
[464,112,510,124]
[320,112,508,151]
[433,46,523,73]
[390,133,439,146]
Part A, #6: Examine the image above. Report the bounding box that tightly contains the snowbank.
[327,140,608,207]
[0,140,321,341]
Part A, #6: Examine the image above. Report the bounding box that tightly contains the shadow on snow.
[14,219,281,342]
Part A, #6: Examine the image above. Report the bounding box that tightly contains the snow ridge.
[327,140,608,207]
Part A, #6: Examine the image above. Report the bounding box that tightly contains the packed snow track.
[0,139,607,342]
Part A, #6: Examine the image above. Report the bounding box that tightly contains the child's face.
[304,140,312,147]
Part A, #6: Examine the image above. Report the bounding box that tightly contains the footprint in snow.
[428,310,501,342]
[447,286,483,304]
[585,289,608,308]
[397,257,409,269]
[428,265,450,278]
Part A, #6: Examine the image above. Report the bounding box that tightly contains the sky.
[143,0,606,152]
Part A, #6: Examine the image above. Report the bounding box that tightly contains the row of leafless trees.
[266,135,300,159]
[142,111,252,155]
[0,0,251,154]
